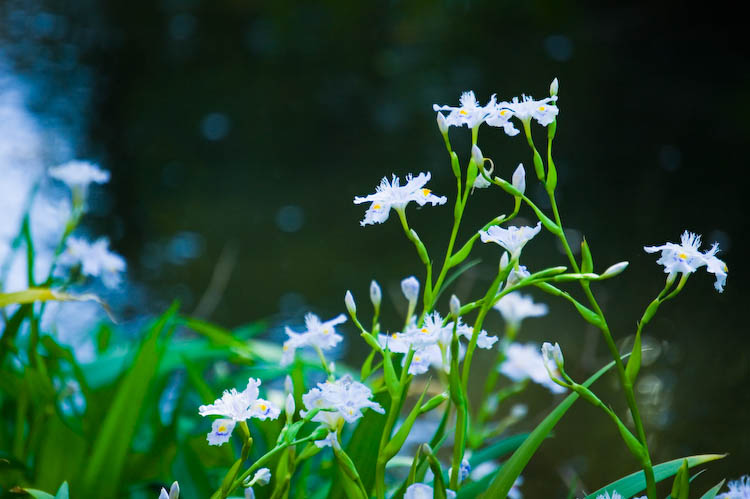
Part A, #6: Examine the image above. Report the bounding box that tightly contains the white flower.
[500,343,566,394]
[718,475,750,498]
[502,95,559,127]
[59,236,126,288]
[49,161,110,192]
[479,223,542,259]
[644,230,728,292]
[473,169,492,189]
[433,91,493,129]
[405,483,456,499]
[301,375,384,447]
[486,101,521,136]
[250,468,272,487]
[448,458,471,483]
[493,292,548,328]
[199,378,280,445]
[596,492,623,499]
[354,172,447,226]
[244,487,255,499]
[281,313,346,366]
[158,481,179,499]
[509,476,524,499]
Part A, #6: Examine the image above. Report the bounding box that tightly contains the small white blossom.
[433,91,493,129]
[49,161,110,193]
[485,100,521,136]
[301,375,384,448]
[158,481,179,499]
[448,458,471,484]
[718,475,750,498]
[473,168,492,189]
[494,292,548,328]
[502,94,559,127]
[479,222,542,259]
[250,468,272,487]
[401,276,420,303]
[512,163,526,195]
[354,172,447,226]
[199,378,280,445]
[244,487,255,499]
[596,492,623,499]
[500,343,566,394]
[59,236,126,288]
[405,483,456,499]
[644,230,728,292]
[281,313,347,366]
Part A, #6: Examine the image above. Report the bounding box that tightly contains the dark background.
[1,1,747,496]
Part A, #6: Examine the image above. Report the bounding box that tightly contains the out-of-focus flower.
[433,91,493,129]
[502,95,559,127]
[500,343,566,394]
[281,313,346,366]
[353,172,447,226]
[479,223,542,259]
[448,458,471,484]
[199,378,279,445]
[644,230,728,292]
[370,280,382,308]
[595,492,623,499]
[494,292,548,328]
[59,236,126,289]
[49,160,109,193]
[401,276,420,303]
[250,468,271,487]
[301,375,384,447]
[718,475,750,499]
[405,483,456,499]
[158,481,179,499]
[509,476,524,499]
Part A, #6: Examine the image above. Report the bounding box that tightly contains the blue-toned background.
[1,1,747,496]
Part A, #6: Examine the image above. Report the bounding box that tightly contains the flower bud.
[449,295,461,317]
[344,290,356,316]
[370,280,382,309]
[285,393,295,419]
[244,487,255,499]
[284,374,293,395]
[542,341,564,371]
[550,77,559,97]
[471,144,484,166]
[437,112,449,135]
[500,251,510,271]
[600,261,629,279]
[512,163,526,195]
[401,276,420,303]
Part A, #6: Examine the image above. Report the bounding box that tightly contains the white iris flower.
[432,90,494,129]
[199,378,280,446]
[479,222,542,259]
[354,172,447,226]
[493,292,548,328]
[281,313,347,366]
[59,236,126,289]
[502,94,559,127]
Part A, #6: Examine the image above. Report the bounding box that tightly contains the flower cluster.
[281,313,347,366]
[433,88,559,133]
[353,172,447,226]
[644,230,728,292]
[378,310,498,375]
[301,375,384,448]
[198,378,280,446]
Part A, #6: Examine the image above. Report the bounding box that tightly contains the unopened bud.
[285,393,295,419]
[500,252,510,271]
[449,295,461,317]
[437,113,449,135]
[244,487,255,499]
[542,341,565,371]
[471,144,484,166]
[370,280,382,309]
[550,77,559,97]
[344,290,356,316]
[401,276,420,303]
[512,163,526,195]
[600,261,629,279]
[284,375,293,395]
[252,468,272,487]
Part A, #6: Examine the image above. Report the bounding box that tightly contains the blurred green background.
[1,1,747,496]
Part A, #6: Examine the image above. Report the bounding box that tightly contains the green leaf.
[481,355,626,498]
[699,479,725,499]
[585,454,727,498]
[468,433,529,467]
[581,239,593,274]
[80,302,178,497]
[0,288,114,320]
[54,482,70,499]
[20,488,55,499]
[626,329,642,384]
